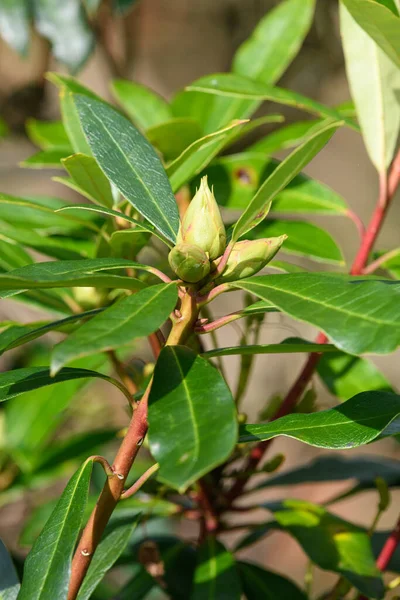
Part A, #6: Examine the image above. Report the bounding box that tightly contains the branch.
[121,463,160,499]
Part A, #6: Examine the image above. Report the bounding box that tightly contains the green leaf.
[262,499,383,598]
[0,0,30,55]
[61,153,114,207]
[0,238,32,271]
[111,79,172,130]
[237,561,307,600]
[74,94,180,243]
[253,454,400,491]
[340,2,400,173]
[21,149,69,169]
[340,0,400,68]
[76,519,140,600]
[250,119,322,154]
[0,116,8,138]
[186,74,358,131]
[148,346,237,492]
[191,538,242,600]
[0,258,148,295]
[202,338,338,359]
[110,228,151,259]
[0,309,102,355]
[147,118,203,161]
[239,390,400,448]
[379,248,400,277]
[0,539,20,600]
[233,273,400,355]
[166,120,246,193]
[231,122,340,242]
[33,0,94,72]
[51,283,178,374]
[317,351,393,400]
[26,119,72,150]
[250,220,345,265]
[18,461,93,600]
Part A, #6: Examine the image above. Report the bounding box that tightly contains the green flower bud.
[216,235,287,283]
[168,243,210,283]
[178,176,226,260]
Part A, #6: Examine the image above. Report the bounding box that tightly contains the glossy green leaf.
[186,74,358,131]
[76,519,140,600]
[74,94,180,243]
[340,3,400,173]
[0,309,102,355]
[166,120,246,193]
[148,346,237,492]
[253,454,400,491]
[61,153,114,207]
[263,499,383,598]
[239,390,400,448]
[340,0,400,68]
[317,351,393,400]
[191,538,242,600]
[0,258,148,295]
[51,283,178,373]
[233,273,400,354]
[0,539,20,600]
[238,561,307,600]
[18,461,93,600]
[250,119,323,155]
[26,119,72,150]
[33,0,94,72]
[147,118,203,161]
[111,79,172,130]
[21,149,69,169]
[250,220,345,265]
[0,0,30,55]
[202,338,337,359]
[231,122,339,242]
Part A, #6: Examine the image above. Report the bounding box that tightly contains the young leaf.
[147,118,203,161]
[73,94,180,243]
[0,539,20,600]
[76,519,140,600]
[21,149,69,169]
[237,561,307,600]
[33,0,94,72]
[191,538,242,600]
[111,79,172,129]
[317,351,393,400]
[202,338,338,359]
[60,154,114,207]
[340,3,400,173]
[239,390,400,448]
[0,0,30,55]
[262,499,384,598]
[250,220,345,265]
[51,283,178,374]
[233,273,400,355]
[26,119,72,150]
[18,461,93,600]
[148,346,237,492]
[340,0,400,68]
[250,119,324,154]
[231,122,340,242]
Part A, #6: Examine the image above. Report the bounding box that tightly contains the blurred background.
[0,0,399,596]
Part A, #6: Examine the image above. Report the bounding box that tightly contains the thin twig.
[121,463,160,499]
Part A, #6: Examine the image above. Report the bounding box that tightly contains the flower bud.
[168,243,210,283]
[178,176,226,260]
[216,235,287,283]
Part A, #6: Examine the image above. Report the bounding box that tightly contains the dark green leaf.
[0,539,20,600]
[0,0,30,55]
[51,283,178,373]
[231,122,340,241]
[26,119,72,150]
[34,0,94,72]
[250,220,345,265]
[21,149,69,169]
[232,274,400,355]
[76,519,140,600]
[202,338,338,359]
[147,118,203,161]
[74,94,180,243]
[148,346,237,492]
[317,351,393,400]
[239,390,400,448]
[238,561,307,600]
[111,79,172,130]
[18,461,93,600]
[191,538,242,600]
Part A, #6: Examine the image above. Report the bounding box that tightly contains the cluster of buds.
[168,177,286,284]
